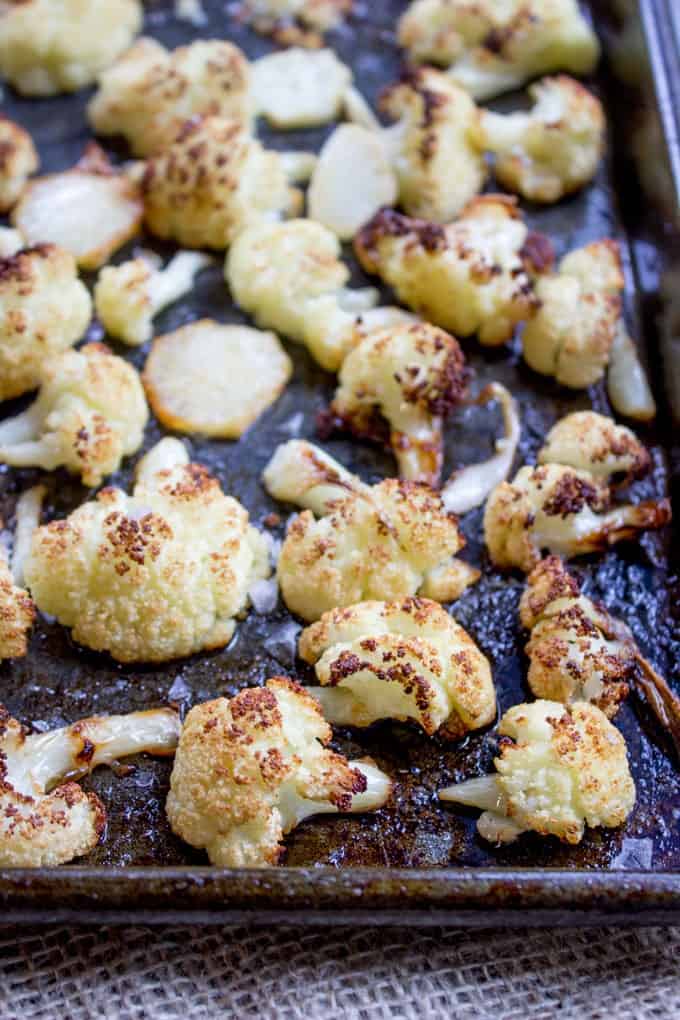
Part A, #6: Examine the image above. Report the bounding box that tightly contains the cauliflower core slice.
[0,244,92,402]
[143,319,292,439]
[0,117,38,213]
[88,37,252,157]
[24,438,271,662]
[12,145,144,271]
[299,597,496,738]
[0,703,179,867]
[252,48,352,129]
[263,440,479,621]
[440,700,635,845]
[355,198,551,347]
[166,677,391,867]
[398,0,600,101]
[0,344,148,487]
[142,116,299,251]
[537,411,650,485]
[607,321,657,423]
[0,0,142,97]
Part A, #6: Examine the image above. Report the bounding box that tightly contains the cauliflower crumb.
[537,411,650,485]
[252,48,352,129]
[0,117,38,212]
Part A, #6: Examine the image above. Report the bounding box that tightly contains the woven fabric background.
[0,924,678,1019]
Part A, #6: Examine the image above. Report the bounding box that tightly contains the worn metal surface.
[0,0,678,920]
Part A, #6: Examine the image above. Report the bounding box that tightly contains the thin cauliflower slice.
[324,321,469,486]
[166,677,391,867]
[607,321,657,423]
[0,344,148,487]
[141,116,300,251]
[263,440,480,622]
[24,438,271,663]
[143,319,292,439]
[537,411,650,485]
[0,117,38,213]
[0,0,142,97]
[440,700,635,845]
[398,0,600,101]
[355,198,552,346]
[88,37,252,157]
[0,703,179,867]
[0,244,92,402]
[477,76,605,203]
[299,597,496,739]
[252,48,351,129]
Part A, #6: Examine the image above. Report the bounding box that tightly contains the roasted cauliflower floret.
[0,118,38,213]
[243,0,351,33]
[142,116,299,250]
[398,0,600,101]
[607,322,656,422]
[0,244,92,402]
[0,703,179,867]
[166,677,391,867]
[522,240,623,388]
[440,700,635,844]
[252,47,352,129]
[263,440,479,621]
[299,597,496,738]
[324,321,469,486]
[0,344,148,487]
[0,0,142,97]
[537,411,650,485]
[88,38,252,157]
[355,199,552,346]
[477,76,605,203]
[24,438,271,662]
[0,558,34,661]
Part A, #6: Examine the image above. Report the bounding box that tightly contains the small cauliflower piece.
[607,321,657,422]
[537,411,650,485]
[166,677,391,866]
[398,0,600,101]
[0,0,142,97]
[439,700,635,845]
[143,319,292,438]
[299,597,496,738]
[0,244,92,402]
[0,558,34,662]
[252,48,351,129]
[325,321,469,486]
[477,76,605,203]
[355,198,552,346]
[243,0,351,33]
[0,227,24,258]
[0,344,148,487]
[0,703,179,867]
[0,117,38,213]
[142,116,299,251]
[24,438,271,662]
[263,440,479,621]
[94,251,212,347]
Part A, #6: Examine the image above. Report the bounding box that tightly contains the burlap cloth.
[0,923,677,1018]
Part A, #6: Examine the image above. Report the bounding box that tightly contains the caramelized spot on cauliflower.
[0,117,38,213]
[537,411,650,485]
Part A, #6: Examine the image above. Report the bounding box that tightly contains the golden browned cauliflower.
[0,558,34,662]
[355,198,552,346]
[141,116,299,250]
[522,240,623,388]
[440,700,635,844]
[0,344,148,487]
[0,0,142,97]
[476,76,605,203]
[0,244,92,402]
[0,703,179,867]
[299,597,496,738]
[166,677,391,866]
[324,321,469,486]
[0,117,38,213]
[537,411,650,485]
[88,37,252,157]
[24,438,271,663]
[398,0,600,101]
[263,440,479,621]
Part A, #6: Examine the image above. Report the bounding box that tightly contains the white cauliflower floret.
[0,0,142,97]
[0,703,179,867]
[166,677,391,867]
[0,244,92,401]
[439,700,635,844]
[398,0,600,101]
[243,0,351,33]
[476,76,605,203]
[24,438,271,663]
[141,116,300,250]
[88,38,252,158]
[263,440,479,621]
[355,198,553,346]
[252,48,351,129]
[537,411,650,485]
[94,252,212,347]
[324,321,469,486]
[522,240,623,388]
[0,344,148,487]
[299,597,496,738]
[0,117,38,212]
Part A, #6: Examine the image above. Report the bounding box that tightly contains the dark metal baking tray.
[0,0,678,925]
